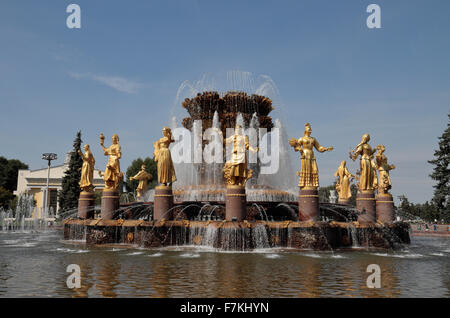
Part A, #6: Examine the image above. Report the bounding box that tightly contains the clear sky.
[0,0,449,203]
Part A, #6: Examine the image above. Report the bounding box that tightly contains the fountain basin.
[63,219,410,251]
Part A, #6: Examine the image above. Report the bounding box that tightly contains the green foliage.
[428,113,450,222]
[318,184,335,203]
[58,131,83,212]
[397,195,440,222]
[125,157,157,193]
[94,191,102,206]
[0,187,14,209]
[348,183,358,207]
[0,156,28,209]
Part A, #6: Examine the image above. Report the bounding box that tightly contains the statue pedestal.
[225,185,246,221]
[101,189,119,220]
[356,191,376,222]
[298,188,320,221]
[78,191,95,219]
[376,193,394,223]
[154,185,174,221]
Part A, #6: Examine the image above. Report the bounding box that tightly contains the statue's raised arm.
[100,133,123,190]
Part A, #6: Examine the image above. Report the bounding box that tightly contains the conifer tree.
[428,113,450,222]
[58,131,83,212]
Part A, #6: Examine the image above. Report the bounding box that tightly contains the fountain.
[0,193,57,231]
[63,76,410,250]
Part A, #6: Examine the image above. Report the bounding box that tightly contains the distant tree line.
[396,195,441,222]
[0,156,28,209]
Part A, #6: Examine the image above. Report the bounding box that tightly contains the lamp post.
[42,153,57,218]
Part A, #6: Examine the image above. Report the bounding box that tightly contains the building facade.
[14,154,104,217]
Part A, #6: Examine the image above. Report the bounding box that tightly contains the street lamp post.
[42,153,57,218]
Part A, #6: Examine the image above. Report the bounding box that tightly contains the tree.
[125,157,157,193]
[318,184,336,203]
[397,195,439,222]
[58,131,83,212]
[0,187,14,209]
[0,156,28,208]
[348,183,358,207]
[428,113,450,222]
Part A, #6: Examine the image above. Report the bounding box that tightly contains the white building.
[14,153,104,217]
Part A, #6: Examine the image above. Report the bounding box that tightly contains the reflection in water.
[96,257,120,298]
[0,231,449,297]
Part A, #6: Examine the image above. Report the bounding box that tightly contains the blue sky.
[0,0,449,203]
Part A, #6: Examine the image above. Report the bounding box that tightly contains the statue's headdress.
[304,122,311,133]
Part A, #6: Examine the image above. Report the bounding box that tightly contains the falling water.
[0,193,55,231]
[349,224,360,248]
[252,223,270,249]
[166,71,298,203]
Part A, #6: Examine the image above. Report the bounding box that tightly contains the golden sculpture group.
[347,134,395,199]
[77,123,395,208]
[285,125,395,203]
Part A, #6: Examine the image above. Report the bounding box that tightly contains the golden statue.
[350,134,378,192]
[153,127,176,186]
[334,160,355,201]
[99,133,123,190]
[130,164,153,199]
[78,144,95,192]
[223,124,258,186]
[289,123,333,189]
[375,145,395,195]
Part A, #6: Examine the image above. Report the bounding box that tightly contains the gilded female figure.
[100,133,123,190]
[130,164,153,199]
[223,124,258,186]
[153,127,176,186]
[350,134,377,192]
[334,160,355,201]
[289,123,333,189]
[375,144,395,195]
[78,144,95,192]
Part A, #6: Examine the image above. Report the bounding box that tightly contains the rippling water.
[0,230,449,297]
